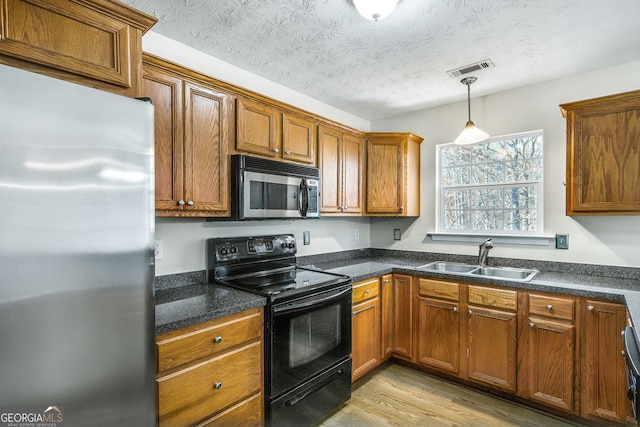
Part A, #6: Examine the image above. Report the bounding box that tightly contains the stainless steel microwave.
[231,154,320,220]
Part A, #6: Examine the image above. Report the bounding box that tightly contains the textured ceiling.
[121,0,640,121]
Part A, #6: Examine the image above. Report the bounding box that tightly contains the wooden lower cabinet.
[416,278,460,374]
[392,274,414,361]
[351,277,381,382]
[381,274,393,359]
[581,299,635,425]
[156,308,263,427]
[466,285,518,393]
[517,292,576,413]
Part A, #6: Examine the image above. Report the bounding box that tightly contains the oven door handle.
[273,286,351,315]
[284,367,346,408]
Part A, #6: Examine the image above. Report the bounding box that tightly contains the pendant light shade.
[454,76,489,145]
[353,0,399,21]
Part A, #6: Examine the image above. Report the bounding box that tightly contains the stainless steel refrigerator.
[0,64,155,426]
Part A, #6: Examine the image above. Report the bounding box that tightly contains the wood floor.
[317,363,587,427]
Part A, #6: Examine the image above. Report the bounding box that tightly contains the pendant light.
[454,76,489,145]
[352,0,399,21]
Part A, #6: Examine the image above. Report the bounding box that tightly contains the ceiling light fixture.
[454,76,489,145]
[352,0,399,21]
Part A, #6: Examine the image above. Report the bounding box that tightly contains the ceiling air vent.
[447,59,495,78]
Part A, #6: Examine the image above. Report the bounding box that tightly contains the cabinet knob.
[622,351,626,357]
[452,306,458,312]
[178,200,185,206]
[213,382,222,390]
[285,150,291,155]
[546,304,553,310]
[187,200,194,206]
[273,147,279,153]
[468,310,472,315]
[622,330,626,336]
[383,280,390,283]
[588,305,594,311]
[365,289,370,294]
[213,336,222,343]
[399,206,404,211]
[529,322,535,328]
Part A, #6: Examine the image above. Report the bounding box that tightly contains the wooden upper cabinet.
[365,132,422,216]
[0,0,156,97]
[561,90,640,215]
[236,97,317,165]
[319,125,365,215]
[143,54,233,217]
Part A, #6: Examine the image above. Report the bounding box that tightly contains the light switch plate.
[555,233,569,249]
[303,231,310,245]
[394,229,401,240]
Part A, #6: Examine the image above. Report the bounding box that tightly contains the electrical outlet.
[394,229,401,240]
[555,234,569,250]
[154,238,163,260]
[303,231,310,245]
[354,229,360,241]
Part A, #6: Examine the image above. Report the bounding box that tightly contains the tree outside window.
[437,131,543,235]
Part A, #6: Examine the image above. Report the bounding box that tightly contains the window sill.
[427,232,555,246]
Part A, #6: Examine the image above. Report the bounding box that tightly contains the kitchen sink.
[417,261,478,274]
[469,266,538,281]
[416,261,538,282]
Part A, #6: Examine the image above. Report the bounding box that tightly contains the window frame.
[435,130,544,236]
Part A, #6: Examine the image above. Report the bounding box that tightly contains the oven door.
[269,284,352,398]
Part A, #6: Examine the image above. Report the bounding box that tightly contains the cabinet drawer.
[158,341,262,427]
[352,278,379,304]
[529,294,574,321]
[468,285,516,311]
[418,278,459,301]
[196,392,262,427]
[157,308,262,373]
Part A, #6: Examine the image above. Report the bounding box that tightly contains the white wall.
[370,61,640,268]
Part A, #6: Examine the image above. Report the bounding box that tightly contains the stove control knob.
[220,247,229,256]
[229,245,238,254]
[281,243,287,249]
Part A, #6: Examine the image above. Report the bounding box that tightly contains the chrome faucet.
[478,238,494,266]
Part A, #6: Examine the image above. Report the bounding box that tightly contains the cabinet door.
[417,297,459,374]
[561,90,640,215]
[236,97,281,158]
[342,132,365,214]
[467,306,517,393]
[582,300,634,424]
[183,81,231,214]
[142,65,184,212]
[392,274,413,361]
[352,298,380,382]
[366,136,405,214]
[283,113,316,164]
[381,275,393,359]
[521,316,575,412]
[319,125,343,213]
[0,0,154,96]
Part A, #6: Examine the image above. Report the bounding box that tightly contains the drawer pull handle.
[213,382,222,390]
[213,336,223,343]
[365,289,370,294]
[588,305,594,311]
[546,304,553,310]
[530,322,535,328]
[622,351,626,357]
[383,279,390,283]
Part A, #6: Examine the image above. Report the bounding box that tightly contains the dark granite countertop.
[154,251,640,340]
[155,283,265,335]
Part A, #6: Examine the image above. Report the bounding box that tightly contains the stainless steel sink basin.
[469,266,538,281]
[417,261,478,274]
[416,261,538,282]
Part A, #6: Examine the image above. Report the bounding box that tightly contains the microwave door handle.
[299,179,309,217]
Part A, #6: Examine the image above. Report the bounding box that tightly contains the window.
[436,130,543,235]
